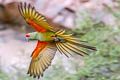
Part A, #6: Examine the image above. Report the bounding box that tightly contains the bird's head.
[25,32,37,41]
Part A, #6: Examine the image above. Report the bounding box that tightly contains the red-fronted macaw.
[18,2,96,79]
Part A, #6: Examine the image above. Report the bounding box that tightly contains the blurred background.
[0,0,120,80]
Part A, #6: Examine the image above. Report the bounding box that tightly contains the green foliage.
[0,70,9,80]
[73,10,120,80]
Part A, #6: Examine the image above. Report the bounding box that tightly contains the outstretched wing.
[18,2,54,32]
[27,41,57,79]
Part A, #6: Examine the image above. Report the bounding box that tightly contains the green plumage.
[28,30,96,57]
[28,32,55,41]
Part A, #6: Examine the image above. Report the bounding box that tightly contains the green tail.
[55,30,96,57]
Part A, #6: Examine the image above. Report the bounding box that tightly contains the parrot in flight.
[18,2,96,79]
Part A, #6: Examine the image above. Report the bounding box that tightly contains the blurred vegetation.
[1,2,120,80]
[74,12,120,80]
[74,7,120,80]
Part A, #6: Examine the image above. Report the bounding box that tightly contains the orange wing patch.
[28,43,57,78]
[26,19,47,32]
[18,2,54,32]
[31,41,48,58]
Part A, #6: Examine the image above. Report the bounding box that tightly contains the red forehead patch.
[26,34,29,37]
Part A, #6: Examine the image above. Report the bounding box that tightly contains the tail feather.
[61,42,85,56]
[76,44,96,51]
[58,43,73,56]
[66,42,89,55]
[56,43,70,57]
[55,30,96,57]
